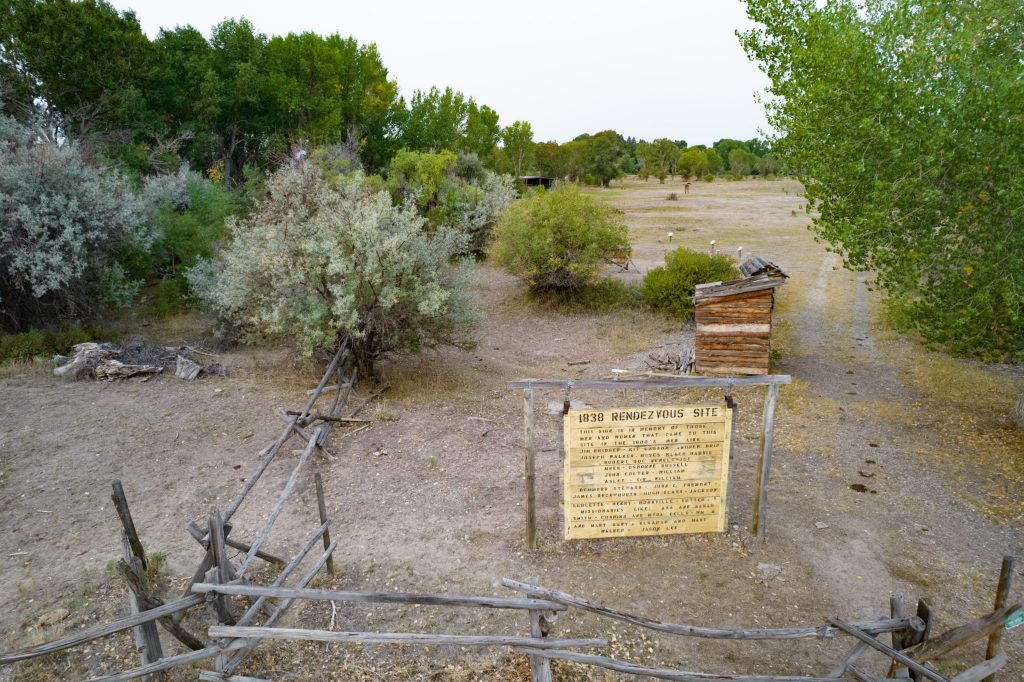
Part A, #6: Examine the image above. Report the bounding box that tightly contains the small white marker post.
[737,246,743,260]
[710,239,716,254]
[667,231,674,242]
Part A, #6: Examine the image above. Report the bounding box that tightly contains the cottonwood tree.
[741,0,1023,361]
[501,120,535,178]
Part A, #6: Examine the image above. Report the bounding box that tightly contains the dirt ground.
[1,177,1022,680]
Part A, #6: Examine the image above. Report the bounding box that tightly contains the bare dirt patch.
[1,177,1021,680]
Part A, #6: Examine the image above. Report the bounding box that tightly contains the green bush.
[703,173,715,182]
[642,247,739,318]
[490,184,631,292]
[151,279,187,317]
[0,325,100,362]
[528,279,643,312]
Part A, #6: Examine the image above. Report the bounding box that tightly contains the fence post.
[526,577,552,682]
[983,555,1015,682]
[752,382,779,541]
[524,386,537,550]
[314,472,336,575]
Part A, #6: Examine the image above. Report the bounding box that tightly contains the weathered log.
[955,652,1007,682]
[0,595,205,663]
[900,602,1021,664]
[511,648,831,682]
[828,618,950,682]
[500,579,908,639]
[983,556,1014,682]
[237,427,322,573]
[507,376,791,390]
[115,560,205,651]
[752,382,779,540]
[222,541,337,674]
[83,642,245,682]
[192,583,565,611]
[210,626,606,650]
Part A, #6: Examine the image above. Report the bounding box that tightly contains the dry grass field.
[1,176,1021,680]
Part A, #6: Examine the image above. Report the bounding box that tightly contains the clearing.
[1,177,1021,680]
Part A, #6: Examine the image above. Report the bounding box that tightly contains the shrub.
[666,193,679,201]
[189,160,479,377]
[703,174,715,182]
[0,115,150,332]
[490,184,631,292]
[0,325,99,362]
[529,279,643,312]
[642,247,739,318]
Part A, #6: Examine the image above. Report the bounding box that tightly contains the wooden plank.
[120,535,159,681]
[828,618,951,682]
[500,579,910,639]
[210,626,606,650]
[313,473,335,575]
[84,642,246,682]
[524,386,537,550]
[198,674,273,682]
[238,427,322,573]
[507,376,791,390]
[697,323,772,334]
[222,541,338,675]
[701,366,770,376]
[828,641,870,677]
[901,602,1021,664]
[112,481,147,570]
[227,521,333,629]
[0,595,205,664]
[889,595,909,678]
[910,598,933,682]
[115,560,205,651]
[208,513,236,624]
[526,578,552,682]
[511,648,831,682]
[752,383,778,540]
[955,652,1007,682]
[192,583,565,611]
[983,556,1014,682]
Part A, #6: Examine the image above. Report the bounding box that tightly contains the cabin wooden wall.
[694,289,774,375]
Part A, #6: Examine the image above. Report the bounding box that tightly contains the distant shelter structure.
[519,175,555,189]
[693,257,788,376]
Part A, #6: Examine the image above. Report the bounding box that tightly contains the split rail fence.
[0,344,1017,680]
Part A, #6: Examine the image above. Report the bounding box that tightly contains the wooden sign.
[563,405,732,540]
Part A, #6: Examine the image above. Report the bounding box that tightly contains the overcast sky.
[108,0,771,146]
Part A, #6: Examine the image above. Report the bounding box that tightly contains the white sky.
[108,0,771,146]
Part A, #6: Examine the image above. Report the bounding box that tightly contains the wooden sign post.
[563,405,732,539]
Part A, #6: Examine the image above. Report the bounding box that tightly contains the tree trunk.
[1011,393,1024,428]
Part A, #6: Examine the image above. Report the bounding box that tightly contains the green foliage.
[676,147,709,180]
[491,184,631,292]
[386,149,456,210]
[529,278,644,312]
[645,138,679,183]
[189,160,480,375]
[741,0,1024,359]
[727,148,758,177]
[0,114,149,332]
[501,120,535,178]
[642,247,738,318]
[0,325,102,362]
[150,278,186,317]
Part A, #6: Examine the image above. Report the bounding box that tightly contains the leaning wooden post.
[207,512,236,625]
[314,472,335,575]
[526,577,552,682]
[121,533,163,680]
[112,480,147,570]
[983,555,1015,682]
[523,385,538,550]
[752,382,779,541]
[889,595,909,678]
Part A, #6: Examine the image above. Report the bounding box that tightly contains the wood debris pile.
[53,339,224,381]
[644,348,695,374]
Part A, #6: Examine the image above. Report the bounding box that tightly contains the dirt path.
[1,178,1021,680]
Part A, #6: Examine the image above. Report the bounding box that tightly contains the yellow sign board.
[563,405,732,539]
